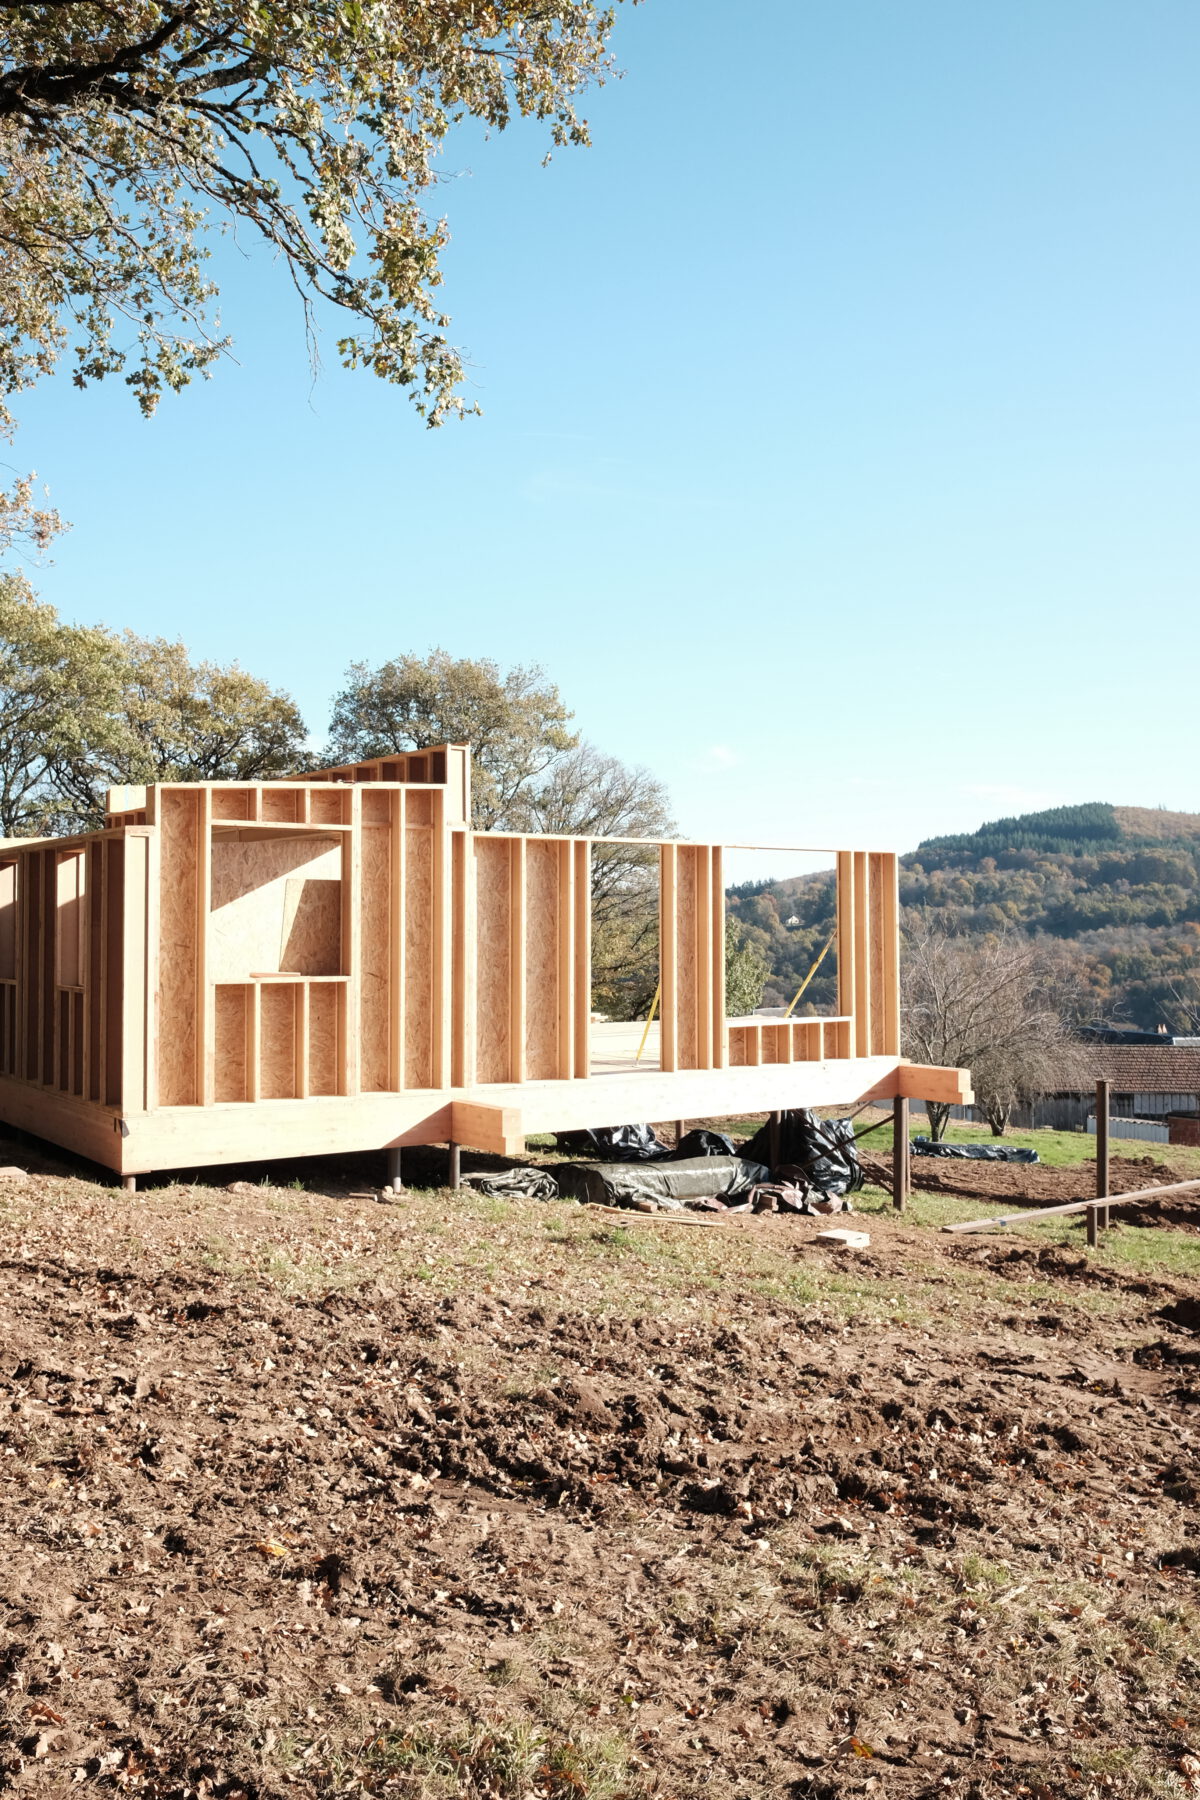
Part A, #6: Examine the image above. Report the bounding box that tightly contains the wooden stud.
[509,836,526,1083]
[573,840,591,1077]
[660,845,678,1073]
[556,839,575,1080]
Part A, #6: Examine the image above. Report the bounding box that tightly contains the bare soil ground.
[2,1135,1200,1800]
[858,1151,1200,1226]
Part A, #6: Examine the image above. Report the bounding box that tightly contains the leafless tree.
[901,918,1090,1137]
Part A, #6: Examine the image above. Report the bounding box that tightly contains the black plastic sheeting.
[912,1137,1039,1164]
[740,1108,864,1198]
[551,1125,736,1163]
[555,1155,770,1213]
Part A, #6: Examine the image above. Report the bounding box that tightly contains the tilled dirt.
[860,1149,1200,1225]
[3,1172,1200,1800]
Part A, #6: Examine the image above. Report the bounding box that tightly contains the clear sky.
[13,0,1200,865]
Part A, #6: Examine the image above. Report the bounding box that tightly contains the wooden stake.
[892,1095,909,1212]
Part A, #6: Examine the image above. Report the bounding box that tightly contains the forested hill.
[727,802,1200,1028]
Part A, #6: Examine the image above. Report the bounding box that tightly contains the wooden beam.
[450,1100,524,1157]
[859,1062,973,1105]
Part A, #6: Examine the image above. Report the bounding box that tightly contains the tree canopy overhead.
[0,0,625,431]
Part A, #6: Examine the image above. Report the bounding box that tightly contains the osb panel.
[259,983,297,1100]
[675,848,698,1071]
[212,788,255,821]
[86,845,103,1103]
[362,789,391,824]
[103,841,124,1108]
[763,1025,789,1066]
[210,841,341,983]
[524,839,560,1081]
[404,825,434,1089]
[308,984,339,1096]
[794,1021,822,1062]
[214,985,249,1103]
[0,864,16,982]
[56,852,85,989]
[727,1027,750,1068]
[280,879,342,975]
[310,790,348,825]
[474,837,511,1085]
[158,789,200,1106]
[406,790,432,827]
[360,821,393,1092]
[262,788,302,824]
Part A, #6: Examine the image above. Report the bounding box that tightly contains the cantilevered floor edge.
[0,1057,972,1175]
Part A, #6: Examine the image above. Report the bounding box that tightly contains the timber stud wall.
[0,746,930,1178]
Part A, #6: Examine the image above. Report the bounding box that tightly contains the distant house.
[951,1033,1200,1132]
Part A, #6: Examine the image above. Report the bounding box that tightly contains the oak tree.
[0,0,625,429]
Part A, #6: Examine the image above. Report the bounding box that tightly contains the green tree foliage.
[726,872,837,1013]
[0,575,124,835]
[0,0,623,431]
[0,582,307,833]
[724,914,770,1017]
[327,650,578,830]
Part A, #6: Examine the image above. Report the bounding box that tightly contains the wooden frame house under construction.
[0,745,970,1186]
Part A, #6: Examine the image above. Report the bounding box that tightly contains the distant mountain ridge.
[918,802,1200,861]
[727,800,1200,1030]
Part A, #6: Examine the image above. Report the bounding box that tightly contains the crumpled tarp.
[912,1138,1039,1163]
[741,1108,864,1197]
[554,1155,771,1213]
[553,1124,672,1162]
[460,1167,562,1201]
[551,1124,738,1163]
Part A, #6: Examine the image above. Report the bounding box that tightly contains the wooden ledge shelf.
[210,821,352,841]
[247,973,350,984]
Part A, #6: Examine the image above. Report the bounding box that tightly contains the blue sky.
[14,0,1200,865]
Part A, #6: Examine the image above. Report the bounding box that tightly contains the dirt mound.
[2,1176,1200,1798]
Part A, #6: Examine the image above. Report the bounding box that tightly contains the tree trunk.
[984,1104,1010,1136]
[926,1101,951,1141]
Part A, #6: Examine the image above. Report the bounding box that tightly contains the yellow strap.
[784,930,836,1018]
[635,983,661,1061]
